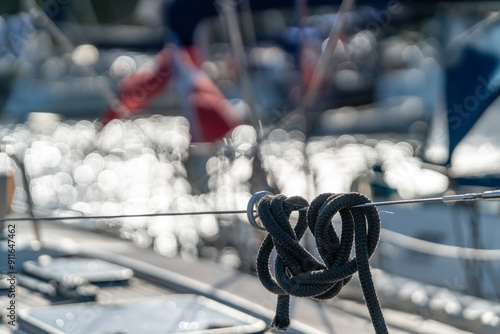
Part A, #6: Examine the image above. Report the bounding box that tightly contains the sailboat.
[2,0,500,333]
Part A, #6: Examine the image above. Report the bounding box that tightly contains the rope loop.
[256,192,388,333]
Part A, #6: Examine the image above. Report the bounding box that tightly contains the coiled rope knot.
[256,193,388,333]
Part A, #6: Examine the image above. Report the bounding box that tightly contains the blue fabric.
[445,48,500,164]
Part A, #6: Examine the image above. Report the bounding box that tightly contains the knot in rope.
[256,193,388,333]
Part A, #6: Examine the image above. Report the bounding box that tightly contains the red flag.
[101,45,241,142]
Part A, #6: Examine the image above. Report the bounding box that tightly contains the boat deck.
[0,219,473,334]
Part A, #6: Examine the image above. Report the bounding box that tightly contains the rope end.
[271,315,290,331]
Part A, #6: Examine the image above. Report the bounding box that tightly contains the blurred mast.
[240,0,257,48]
[266,0,355,136]
[216,0,260,134]
[217,0,279,193]
[295,0,308,101]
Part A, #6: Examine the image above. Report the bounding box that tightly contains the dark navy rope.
[256,193,388,333]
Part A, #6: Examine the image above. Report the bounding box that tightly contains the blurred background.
[2,0,500,333]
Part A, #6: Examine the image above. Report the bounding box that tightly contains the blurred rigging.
[2,1,500,333]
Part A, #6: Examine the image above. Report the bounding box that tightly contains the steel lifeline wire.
[1,189,499,223]
[255,192,387,333]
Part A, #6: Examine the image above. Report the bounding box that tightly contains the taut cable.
[0,210,248,223]
[1,189,499,223]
